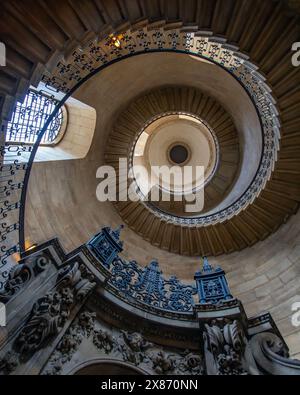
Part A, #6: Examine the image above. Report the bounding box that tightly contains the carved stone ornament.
[250,332,300,375]
[177,351,204,375]
[43,311,97,375]
[42,314,204,376]
[203,319,249,375]
[0,253,51,303]
[150,351,176,374]
[0,262,96,374]
[93,328,116,354]
[0,351,19,374]
[121,331,153,365]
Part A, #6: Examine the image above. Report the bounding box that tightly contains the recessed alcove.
[34,97,96,162]
[4,96,96,164]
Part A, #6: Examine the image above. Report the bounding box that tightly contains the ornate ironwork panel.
[88,226,124,268]
[194,257,233,304]
[88,227,197,312]
[6,89,63,145]
[109,256,197,312]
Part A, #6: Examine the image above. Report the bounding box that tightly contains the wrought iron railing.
[6,89,63,145]
[86,226,234,313]
[108,257,198,313]
[0,89,65,287]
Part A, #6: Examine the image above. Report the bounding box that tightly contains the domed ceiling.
[106,87,241,218]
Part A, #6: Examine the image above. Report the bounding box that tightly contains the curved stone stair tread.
[103,80,298,255]
[0,0,299,122]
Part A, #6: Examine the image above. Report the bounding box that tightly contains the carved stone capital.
[203,318,249,375]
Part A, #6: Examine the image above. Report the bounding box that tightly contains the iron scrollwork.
[109,257,197,313]
[6,89,63,145]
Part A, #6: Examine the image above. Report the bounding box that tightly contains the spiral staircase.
[0,0,300,374]
[1,0,299,260]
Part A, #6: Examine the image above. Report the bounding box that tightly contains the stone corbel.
[250,332,300,375]
[203,318,259,375]
[0,262,96,375]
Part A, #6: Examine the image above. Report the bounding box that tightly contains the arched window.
[6,89,66,145]
[4,87,96,164]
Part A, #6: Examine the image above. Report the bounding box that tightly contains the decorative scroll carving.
[250,332,300,375]
[0,265,31,303]
[0,263,96,374]
[15,289,74,359]
[203,319,249,375]
[0,253,51,303]
[40,300,300,376]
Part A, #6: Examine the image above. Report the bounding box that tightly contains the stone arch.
[68,358,149,376]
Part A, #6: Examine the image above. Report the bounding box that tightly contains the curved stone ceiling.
[106,87,241,220]
[135,114,219,190]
